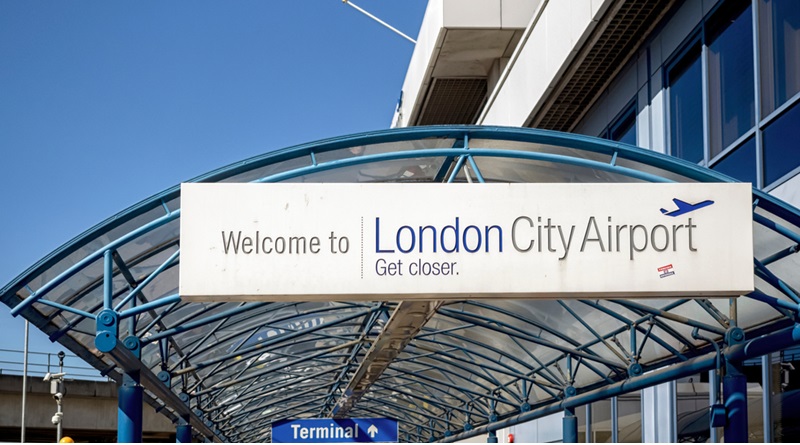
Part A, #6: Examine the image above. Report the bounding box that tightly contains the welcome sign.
[179,182,753,301]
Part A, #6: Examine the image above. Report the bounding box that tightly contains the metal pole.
[723,359,748,442]
[563,407,578,443]
[176,416,192,443]
[762,354,772,443]
[57,352,64,442]
[709,369,719,443]
[611,397,619,443]
[21,321,29,443]
[342,0,416,44]
[118,372,144,443]
[585,404,592,443]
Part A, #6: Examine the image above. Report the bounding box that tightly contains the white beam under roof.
[330,300,441,418]
[392,0,537,127]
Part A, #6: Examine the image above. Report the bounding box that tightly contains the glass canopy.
[2,126,800,442]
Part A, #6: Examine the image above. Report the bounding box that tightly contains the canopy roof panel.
[3,126,800,442]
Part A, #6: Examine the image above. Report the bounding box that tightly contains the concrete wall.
[0,374,174,442]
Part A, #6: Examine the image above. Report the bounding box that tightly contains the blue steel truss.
[2,126,800,442]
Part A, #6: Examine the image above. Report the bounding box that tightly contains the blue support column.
[486,430,498,443]
[563,406,578,443]
[176,416,192,443]
[611,396,619,443]
[119,371,143,443]
[723,327,748,443]
[723,359,748,443]
[118,336,144,443]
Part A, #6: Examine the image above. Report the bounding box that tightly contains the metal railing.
[0,348,109,381]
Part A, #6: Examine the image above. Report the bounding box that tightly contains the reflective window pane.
[668,45,704,163]
[711,137,757,185]
[770,349,800,442]
[759,0,800,115]
[676,374,712,442]
[763,100,800,186]
[611,105,637,146]
[618,393,643,442]
[591,400,613,442]
[708,1,755,157]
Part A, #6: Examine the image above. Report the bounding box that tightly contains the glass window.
[668,44,704,163]
[711,137,758,185]
[590,400,613,443]
[759,0,800,116]
[770,348,800,442]
[763,100,800,186]
[676,374,712,442]
[707,1,756,157]
[610,105,637,146]
[618,392,642,442]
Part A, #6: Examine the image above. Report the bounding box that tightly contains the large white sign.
[179,182,753,301]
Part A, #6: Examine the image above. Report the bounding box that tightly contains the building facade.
[393,0,800,441]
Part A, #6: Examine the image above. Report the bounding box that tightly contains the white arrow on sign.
[367,424,378,438]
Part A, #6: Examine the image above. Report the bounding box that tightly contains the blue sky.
[0,1,426,357]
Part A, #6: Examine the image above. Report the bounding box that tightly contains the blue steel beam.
[579,299,689,361]
[10,209,179,317]
[414,324,562,388]
[98,333,221,441]
[206,366,345,415]
[219,372,348,424]
[382,367,502,415]
[119,294,182,320]
[726,323,800,362]
[174,309,374,377]
[9,125,800,440]
[754,211,800,245]
[44,241,182,343]
[188,342,354,398]
[417,331,563,393]
[459,301,588,351]
[413,334,560,393]
[441,352,718,443]
[506,334,573,387]
[114,249,180,312]
[753,258,800,304]
[191,340,360,397]
[257,147,674,185]
[4,128,756,326]
[385,372,477,417]
[558,300,628,363]
[760,243,799,266]
[447,155,469,183]
[0,125,762,312]
[747,288,800,314]
[382,367,486,416]
[142,302,271,345]
[443,320,800,443]
[37,299,96,320]
[607,299,727,336]
[723,359,748,442]
[466,155,486,183]
[370,381,473,417]
[402,349,507,392]
[438,308,626,371]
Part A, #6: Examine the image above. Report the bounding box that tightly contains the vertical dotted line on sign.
[360,216,364,279]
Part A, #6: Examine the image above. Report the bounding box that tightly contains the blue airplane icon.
[660,198,714,217]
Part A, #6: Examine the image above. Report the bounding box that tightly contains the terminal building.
[2,0,800,442]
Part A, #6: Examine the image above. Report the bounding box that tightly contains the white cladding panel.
[180,183,753,301]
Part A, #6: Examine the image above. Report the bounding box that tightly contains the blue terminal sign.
[272,418,398,443]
